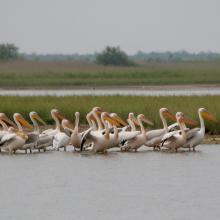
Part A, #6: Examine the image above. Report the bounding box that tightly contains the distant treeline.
[21,53,96,62]
[22,50,220,62]
[1,43,220,63]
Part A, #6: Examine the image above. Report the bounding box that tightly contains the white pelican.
[40,109,65,138]
[53,130,70,151]
[0,113,16,152]
[160,112,188,152]
[181,108,216,151]
[1,113,33,154]
[118,113,140,145]
[22,112,47,153]
[61,112,87,151]
[144,108,176,150]
[127,113,137,131]
[121,114,154,151]
[82,112,117,153]
[0,113,16,132]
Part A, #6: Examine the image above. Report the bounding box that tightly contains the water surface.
[0,87,220,96]
[0,145,220,220]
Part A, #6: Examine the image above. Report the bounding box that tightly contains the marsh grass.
[0,61,220,87]
[0,95,219,133]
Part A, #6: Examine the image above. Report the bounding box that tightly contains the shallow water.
[0,87,220,96]
[1,145,220,220]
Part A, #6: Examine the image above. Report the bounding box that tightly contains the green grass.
[0,95,219,133]
[0,61,220,87]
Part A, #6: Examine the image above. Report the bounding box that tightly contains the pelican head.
[92,106,102,115]
[13,113,33,129]
[61,119,74,130]
[176,112,197,126]
[75,112,80,118]
[138,114,154,126]
[176,112,185,124]
[0,113,16,127]
[110,113,127,127]
[101,112,119,126]
[51,109,65,121]
[29,111,47,125]
[160,108,176,121]
[199,108,217,122]
[128,112,139,126]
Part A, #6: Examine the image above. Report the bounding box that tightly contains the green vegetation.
[96,46,134,66]
[0,43,19,60]
[22,50,220,62]
[0,95,219,133]
[0,61,220,87]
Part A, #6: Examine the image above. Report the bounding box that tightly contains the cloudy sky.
[1,0,220,54]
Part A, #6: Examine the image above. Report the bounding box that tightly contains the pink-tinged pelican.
[0,113,16,152]
[61,112,88,151]
[121,114,154,151]
[118,113,140,144]
[22,112,47,153]
[81,112,117,153]
[1,113,33,154]
[161,112,189,152]
[181,108,217,151]
[40,109,65,138]
[144,108,176,150]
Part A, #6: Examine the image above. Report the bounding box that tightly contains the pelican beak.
[33,114,47,125]
[142,117,154,126]
[103,114,119,126]
[62,119,74,130]
[112,115,127,127]
[94,108,102,116]
[129,115,139,126]
[1,115,16,127]
[202,111,217,122]
[18,116,33,129]
[163,111,176,121]
[183,118,198,126]
[56,112,65,121]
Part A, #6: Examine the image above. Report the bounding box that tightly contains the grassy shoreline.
[1,60,220,87]
[0,95,219,133]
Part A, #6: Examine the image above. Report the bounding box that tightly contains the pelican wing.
[186,128,200,140]
[80,128,93,150]
[168,123,179,132]
[0,133,16,145]
[53,132,70,149]
[26,133,39,144]
[161,130,180,146]
[118,131,140,142]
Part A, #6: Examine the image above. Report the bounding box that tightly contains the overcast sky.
[1,0,220,54]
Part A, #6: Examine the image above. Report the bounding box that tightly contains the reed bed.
[0,95,219,133]
[0,61,220,87]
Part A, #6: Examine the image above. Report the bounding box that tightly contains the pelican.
[22,112,47,153]
[40,109,65,138]
[118,113,140,144]
[181,108,216,151]
[81,112,117,153]
[144,108,176,150]
[62,112,94,151]
[121,114,154,151]
[0,113,16,152]
[1,113,33,154]
[0,113,16,132]
[160,112,188,152]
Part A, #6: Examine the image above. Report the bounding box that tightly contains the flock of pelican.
[0,107,217,154]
